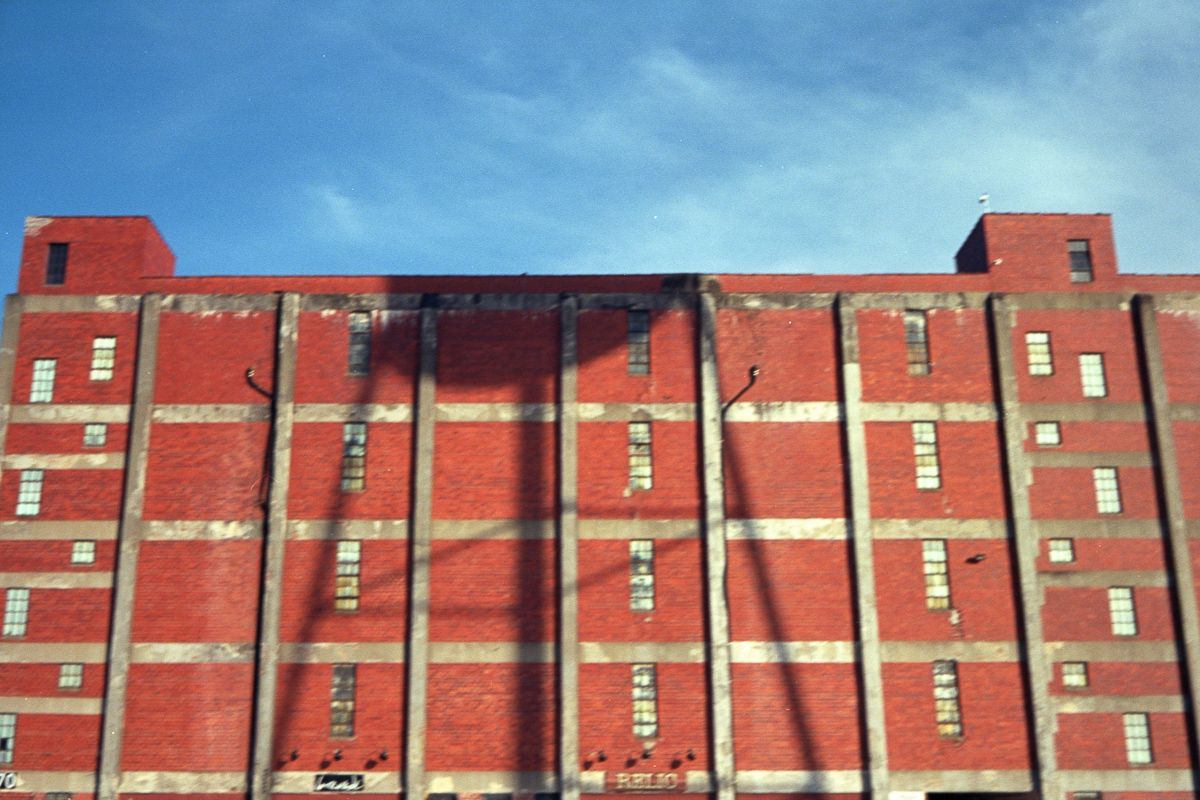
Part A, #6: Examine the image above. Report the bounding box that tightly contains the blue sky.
[1,1,1198,286]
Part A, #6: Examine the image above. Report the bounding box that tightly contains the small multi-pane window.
[46,243,69,285]
[1062,661,1089,689]
[0,712,14,763]
[341,423,367,492]
[1093,467,1122,514]
[89,336,116,381]
[904,310,931,375]
[932,660,963,737]
[1073,793,1101,800]
[630,540,654,612]
[1108,586,1138,636]
[1123,712,1153,764]
[1079,353,1108,398]
[71,540,96,565]
[629,422,652,491]
[331,663,356,737]
[632,664,658,739]
[1034,421,1062,446]
[1048,538,1076,564]
[1069,240,1094,283]
[923,539,951,610]
[335,540,361,612]
[627,310,650,375]
[3,588,30,637]
[83,423,108,447]
[912,422,941,490]
[16,469,44,517]
[1025,332,1053,376]
[58,663,84,690]
[30,358,56,402]
[348,312,371,376]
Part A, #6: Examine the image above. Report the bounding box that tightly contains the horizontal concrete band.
[1028,451,1154,468]
[1039,571,1169,588]
[890,770,1033,793]
[0,571,113,589]
[1034,518,1164,539]
[1046,641,1181,661]
[0,520,119,539]
[1019,402,1146,422]
[733,770,863,793]
[119,771,247,793]
[272,772,401,793]
[2,452,125,470]
[1058,769,1195,792]
[0,771,97,793]
[0,643,107,662]
[1053,694,1184,713]
[10,404,131,423]
[0,695,102,714]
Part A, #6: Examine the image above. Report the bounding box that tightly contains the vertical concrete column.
[1135,294,1200,758]
[0,296,26,469]
[558,295,581,800]
[697,290,736,800]
[250,292,301,800]
[988,295,1058,800]
[835,295,889,798]
[98,293,162,800]
[406,297,439,800]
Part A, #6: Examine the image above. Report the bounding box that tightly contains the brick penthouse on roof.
[0,213,1199,800]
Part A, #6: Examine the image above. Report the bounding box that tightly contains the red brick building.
[1,213,1199,800]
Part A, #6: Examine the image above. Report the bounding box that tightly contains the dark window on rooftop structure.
[46,243,69,285]
[628,310,650,375]
[348,312,371,376]
[1069,240,1094,283]
[904,310,931,375]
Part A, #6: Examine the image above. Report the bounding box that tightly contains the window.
[1108,586,1138,636]
[1093,467,1122,514]
[45,794,73,800]
[932,660,963,737]
[912,422,941,490]
[348,312,371,376]
[629,421,652,491]
[341,423,367,492]
[71,540,96,565]
[330,664,356,737]
[3,588,30,637]
[1069,240,1094,283]
[631,664,658,739]
[83,423,108,447]
[29,358,56,402]
[922,539,951,610]
[1034,421,1062,447]
[1073,793,1101,800]
[630,540,654,612]
[335,540,361,612]
[0,713,14,764]
[89,336,116,381]
[627,310,650,375]
[58,663,84,690]
[1048,538,1076,564]
[1079,353,1108,398]
[1062,661,1089,689]
[1123,712,1153,764]
[904,310,931,375]
[46,243,68,285]
[1026,332,1053,376]
[16,469,44,517]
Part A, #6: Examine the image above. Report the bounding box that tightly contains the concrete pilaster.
[406,297,439,800]
[250,292,300,800]
[98,294,162,800]
[558,295,581,800]
[0,296,25,474]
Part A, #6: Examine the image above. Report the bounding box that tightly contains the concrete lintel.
[0,695,103,714]
[1039,570,1168,588]
[861,401,997,422]
[1058,769,1194,792]
[579,402,696,422]
[294,403,412,423]
[1006,293,1131,311]
[426,771,557,793]
[839,292,988,310]
[1046,640,1180,662]
[0,642,107,662]
[131,642,256,663]
[1019,402,1146,423]
[1151,294,1200,311]
[717,293,837,310]
[271,771,402,793]
[119,771,247,793]
[872,518,1007,539]
[0,571,113,589]
[733,770,864,793]
[724,518,847,540]
[722,401,841,423]
[152,403,270,423]
[1053,694,1184,714]
[881,640,1018,663]
[1171,404,1200,421]
[1033,518,1163,539]
[436,293,561,311]
[142,520,262,540]
[577,293,693,311]
[1029,451,1154,468]
[430,519,552,540]
[1,771,97,793]
[300,293,422,312]
[2,452,124,470]
[288,519,409,540]
[0,520,119,540]
[578,519,700,540]
[729,641,855,664]
[432,641,554,663]
[437,402,555,423]
[10,403,130,423]
[891,770,1033,793]
[21,295,141,313]
[580,641,706,664]
[280,642,406,663]
[160,294,279,313]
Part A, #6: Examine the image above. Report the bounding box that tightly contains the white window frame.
[922,539,951,610]
[331,663,356,737]
[58,663,84,690]
[3,588,30,638]
[627,310,650,375]
[933,660,963,737]
[1062,661,1089,689]
[632,663,658,739]
[341,422,367,492]
[1093,467,1122,514]
[71,540,96,565]
[912,421,941,490]
[629,421,653,491]
[1025,332,1053,376]
[16,469,44,517]
[1048,538,1075,564]
[1034,421,1062,447]
[335,540,361,612]
[1079,353,1108,398]
[0,712,14,764]
[1108,586,1138,636]
[83,423,108,447]
[1123,712,1153,764]
[30,358,56,402]
[89,336,117,381]
[630,540,654,612]
[904,309,931,375]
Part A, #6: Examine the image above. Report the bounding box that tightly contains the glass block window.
[912,421,941,490]
[0,712,14,763]
[46,242,69,285]
[1093,467,1122,514]
[16,469,44,517]
[1072,793,1101,800]
[1123,712,1153,764]
[1062,661,1089,689]
[923,539,951,610]
[90,336,117,381]
[3,588,30,637]
[58,663,84,690]
[1108,586,1138,636]
[1025,332,1053,376]
[71,540,96,565]
[1034,421,1062,446]
[627,310,650,375]
[1048,538,1075,564]
[1069,240,1094,283]
[932,660,963,737]
[904,310,931,375]
[331,663,356,737]
[30,358,56,402]
[335,540,361,612]
[348,312,371,376]
[341,423,367,492]
[632,663,658,739]
[1079,353,1108,398]
[629,421,652,491]
[83,423,108,447]
[630,540,654,612]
